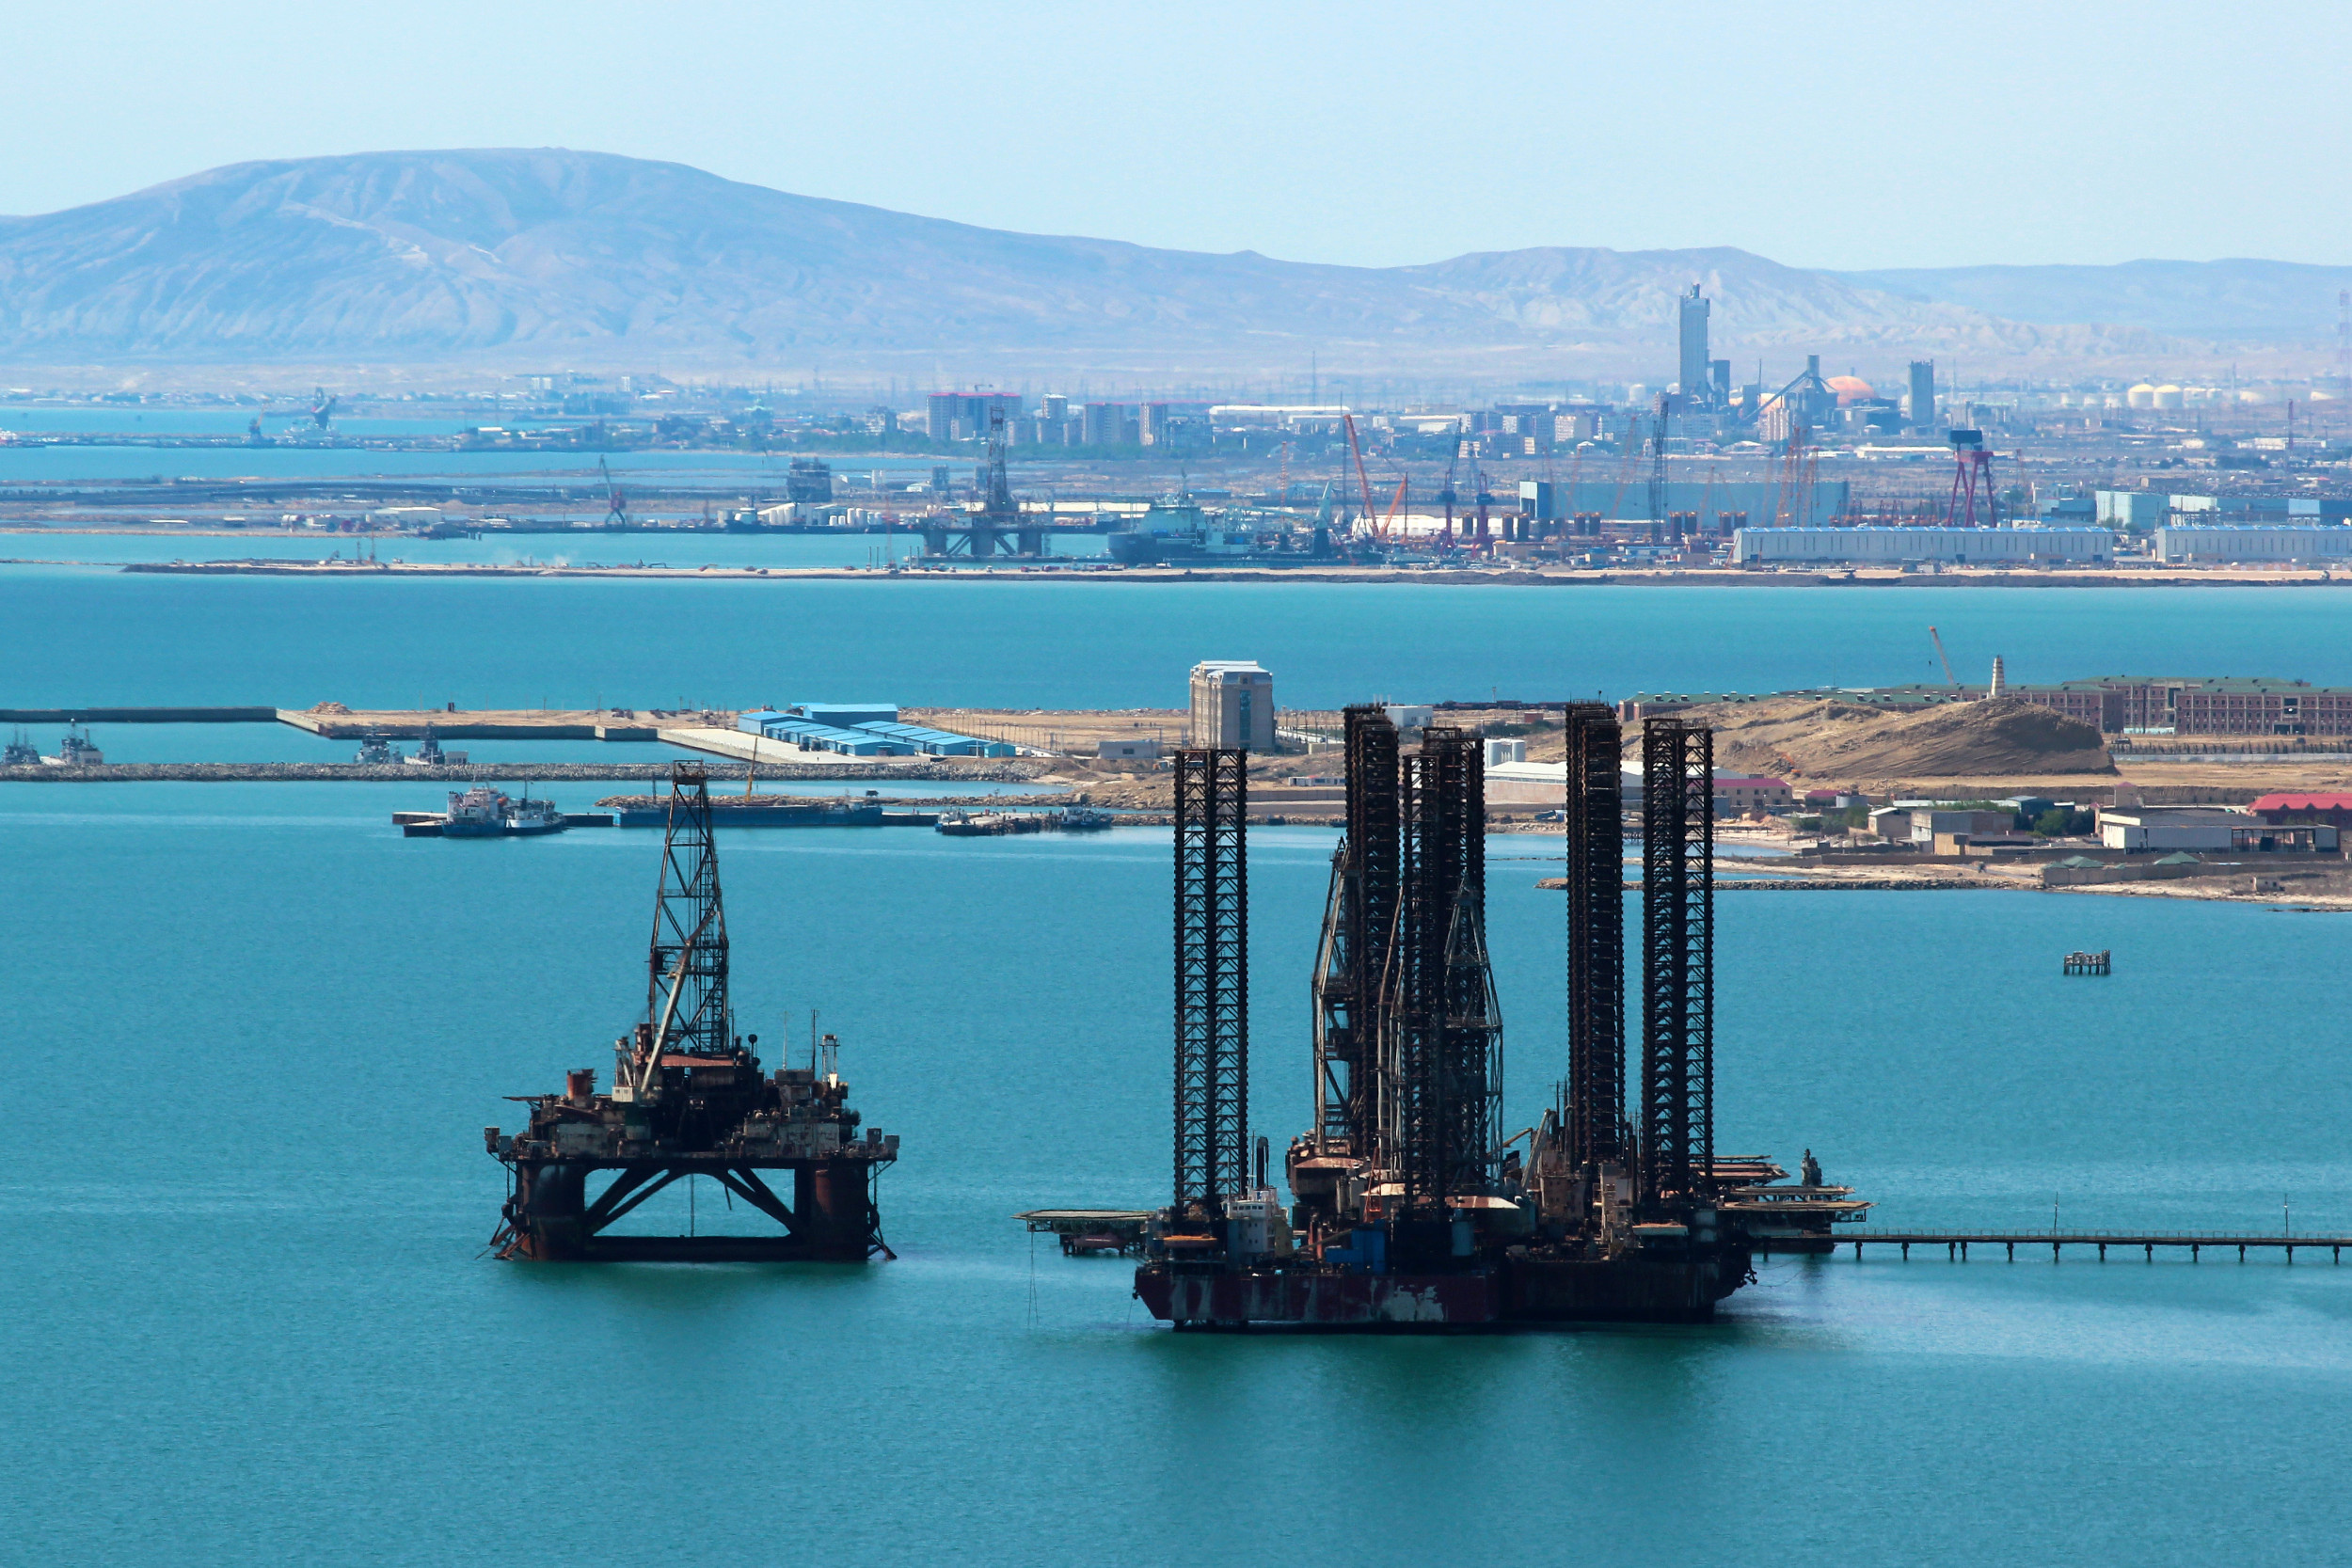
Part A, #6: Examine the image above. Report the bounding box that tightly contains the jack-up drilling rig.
[1133,710,1756,1328]
[486,765,898,1261]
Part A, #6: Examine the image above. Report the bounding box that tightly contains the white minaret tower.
[1989,656,2007,698]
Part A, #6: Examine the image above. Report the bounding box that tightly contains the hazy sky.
[3,2,2344,271]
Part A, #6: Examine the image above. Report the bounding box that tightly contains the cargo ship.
[1104,493,1336,566]
[1132,707,1785,1329]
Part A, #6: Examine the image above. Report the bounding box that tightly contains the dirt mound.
[309,701,352,714]
[1669,695,2113,781]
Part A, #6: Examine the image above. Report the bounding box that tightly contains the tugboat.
[485,765,898,1261]
[427,783,568,838]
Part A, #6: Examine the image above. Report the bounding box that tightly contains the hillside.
[1834,259,2352,343]
[1675,696,2116,783]
[0,148,2177,378]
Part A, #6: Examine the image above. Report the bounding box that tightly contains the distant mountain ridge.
[0,149,2310,379]
[1831,260,2352,343]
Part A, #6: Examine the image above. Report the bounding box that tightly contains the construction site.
[1130,708,1855,1329]
[486,766,898,1261]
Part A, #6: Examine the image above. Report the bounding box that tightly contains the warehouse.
[1731,527,2112,564]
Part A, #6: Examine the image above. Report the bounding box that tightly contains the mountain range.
[0,149,2329,385]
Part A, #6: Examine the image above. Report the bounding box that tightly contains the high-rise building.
[1041,393,1069,421]
[1677,285,1711,407]
[1189,660,1275,752]
[1909,360,1937,434]
[1080,402,1127,446]
[1138,403,1169,446]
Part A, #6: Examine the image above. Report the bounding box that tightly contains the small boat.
[935,810,1043,837]
[1055,807,1115,832]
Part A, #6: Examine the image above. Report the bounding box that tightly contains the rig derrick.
[486,765,898,1262]
[1138,709,1758,1330]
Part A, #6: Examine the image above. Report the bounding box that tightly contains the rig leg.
[1947,1242,1955,1260]
[2145,1243,2153,1261]
[1901,1243,1909,1259]
[1961,1241,1968,1260]
[2239,1244,2246,1263]
[2098,1243,2106,1260]
[1853,1241,1862,1259]
[2006,1242,2014,1261]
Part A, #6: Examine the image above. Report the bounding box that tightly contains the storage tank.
[2153,384,2184,410]
[2127,383,2158,410]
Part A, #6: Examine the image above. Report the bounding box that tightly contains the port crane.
[599,456,629,530]
[1930,626,1958,686]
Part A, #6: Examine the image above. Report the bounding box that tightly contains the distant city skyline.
[1,2,2345,273]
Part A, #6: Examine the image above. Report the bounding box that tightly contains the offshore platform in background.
[486,765,898,1261]
[1133,707,1766,1328]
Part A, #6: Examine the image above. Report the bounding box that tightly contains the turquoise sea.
[6,579,2352,1564]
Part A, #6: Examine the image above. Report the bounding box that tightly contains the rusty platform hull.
[1136,1248,1749,1330]
[498,1156,887,1263]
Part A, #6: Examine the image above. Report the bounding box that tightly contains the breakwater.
[0,761,1045,784]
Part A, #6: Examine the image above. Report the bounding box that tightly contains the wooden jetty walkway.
[1808,1229,2352,1262]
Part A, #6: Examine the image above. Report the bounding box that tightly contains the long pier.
[1815,1229,2352,1262]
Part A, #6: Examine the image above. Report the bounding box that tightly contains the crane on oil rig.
[1929,626,1959,687]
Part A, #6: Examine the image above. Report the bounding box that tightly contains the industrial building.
[1730,526,2112,565]
[737,704,1014,757]
[1519,480,1849,528]
[1189,660,1275,752]
[2097,807,2336,853]
[2153,525,2352,563]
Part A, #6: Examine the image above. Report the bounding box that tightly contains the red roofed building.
[2249,793,2352,826]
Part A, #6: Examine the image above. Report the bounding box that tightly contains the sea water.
[5,579,2352,1564]
[2,782,2348,1565]
[7,568,2352,709]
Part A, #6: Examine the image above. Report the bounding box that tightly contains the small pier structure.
[2062,950,2111,975]
[1816,1229,2352,1263]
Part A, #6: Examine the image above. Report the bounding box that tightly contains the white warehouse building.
[1730,527,2114,565]
[2153,525,2352,563]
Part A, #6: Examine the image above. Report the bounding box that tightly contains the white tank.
[2127,383,2158,409]
[2153,385,2184,410]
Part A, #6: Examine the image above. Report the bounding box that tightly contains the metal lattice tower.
[1564,703,1628,1172]
[647,765,731,1056]
[1173,748,1249,1212]
[1639,718,1713,1212]
[1312,705,1399,1154]
[1391,728,1500,1207]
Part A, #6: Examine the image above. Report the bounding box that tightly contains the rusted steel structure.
[1171,747,1248,1216]
[486,765,898,1261]
[1639,717,1714,1212]
[1145,708,1758,1329]
[1562,703,1627,1174]
[1391,727,1502,1227]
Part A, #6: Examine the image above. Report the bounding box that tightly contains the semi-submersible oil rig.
[1134,705,1757,1328]
[486,766,898,1261]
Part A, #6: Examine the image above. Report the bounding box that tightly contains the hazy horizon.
[1,2,2345,273]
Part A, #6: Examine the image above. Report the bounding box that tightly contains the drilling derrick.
[1390,727,1501,1228]
[1563,704,1628,1174]
[1639,718,1714,1214]
[1296,706,1398,1220]
[1136,711,1754,1329]
[486,765,898,1262]
[1170,748,1249,1221]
